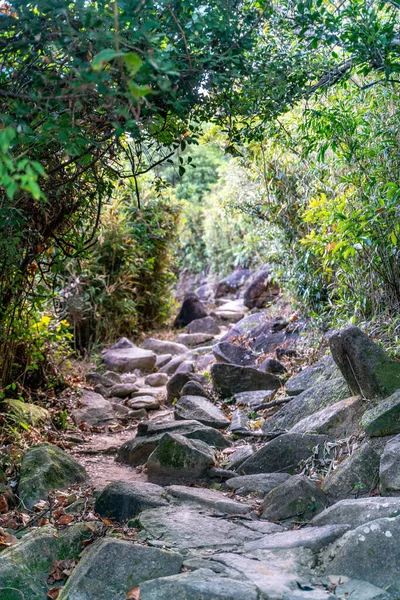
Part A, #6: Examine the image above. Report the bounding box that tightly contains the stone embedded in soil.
[187,316,220,335]
[103,344,157,373]
[137,505,263,550]
[147,432,215,484]
[155,353,173,369]
[239,433,331,476]
[181,380,209,398]
[285,355,340,396]
[361,389,400,436]
[4,399,51,427]
[59,538,183,600]
[72,390,117,427]
[159,355,185,375]
[166,484,252,514]
[321,514,400,594]
[94,480,168,521]
[311,496,400,529]
[244,523,350,553]
[174,395,230,429]
[379,434,400,494]
[229,408,251,434]
[332,579,391,600]
[166,372,207,403]
[259,357,287,374]
[18,442,87,509]
[176,332,216,347]
[290,396,365,438]
[144,372,169,387]
[321,443,380,501]
[262,377,350,433]
[261,474,327,523]
[103,370,122,383]
[85,372,116,387]
[225,472,291,496]
[212,341,258,366]
[143,337,189,355]
[106,382,139,398]
[211,363,281,397]
[330,325,400,399]
[175,360,195,374]
[224,445,255,471]
[130,387,165,398]
[126,396,160,410]
[233,390,276,407]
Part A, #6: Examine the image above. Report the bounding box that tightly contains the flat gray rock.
[312,497,400,529]
[234,389,276,407]
[285,355,340,396]
[379,434,400,494]
[226,472,291,496]
[59,538,183,600]
[143,337,189,355]
[103,345,157,373]
[166,485,252,514]
[126,396,160,410]
[147,433,215,484]
[174,395,230,429]
[72,390,117,427]
[332,578,391,600]
[321,514,400,594]
[106,382,139,398]
[262,377,350,432]
[175,360,195,374]
[139,568,260,600]
[225,445,255,471]
[177,332,216,347]
[361,390,400,436]
[211,362,281,398]
[155,353,173,369]
[187,316,220,335]
[212,341,258,366]
[290,396,365,438]
[262,475,327,523]
[159,355,185,375]
[322,443,380,501]
[239,433,331,475]
[95,480,168,521]
[138,506,263,550]
[144,373,169,387]
[245,524,349,553]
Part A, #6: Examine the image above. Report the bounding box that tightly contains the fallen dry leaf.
[126,586,141,599]
[56,514,73,526]
[46,587,60,599]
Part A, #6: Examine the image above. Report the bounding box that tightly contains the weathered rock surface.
[233,389,276,407]
[211,362,281,397]
[212,298,248,321]
[155,353,173,369]
[330,326,400,398]
[222,311,268,342]
[322,515,400,594]
[106,382,139,398]
[245,523,349,553]
[290,396,364,438]
[312,497,400,529]
[181,380,209,398]
[143,337,189,355]
[379,434,400,494]
[85,371,116,387]
[322,443,380,501]
[331,578,391,600]
[18,443,87,509]
[239,433,331,475]
[126,396,160,410]
[361,389,400,436]
[212,341,258,366]
[262,475,327,522]
[187,316,220,335]
[262,377,350,432]
[166,485,252,514]
[174,293,208,328]
[226,472,291,496]
[166,372,207,403]
[4,399,51,427]
[176,332,215,347]
[174,395,230,429]
[59,538,183,600]
[175,360,195,373]
[95,480,168,521]
[159,355,185,375]
[72,390,117,427]
[147,433,215,484]
[117,421,230,466]
[243,265,280,309]
[144,372,169,387]
[259,357,287,374]
[225,445,255,471]
[285,355,340,396]
[215,268,251,298]
[103,343,157,373]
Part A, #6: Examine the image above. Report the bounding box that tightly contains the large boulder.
[321,443,380,501]
[261,475,327,523]
[285,355,340,396]
[117,420,230,466]
[361,389,400,436]
[321,514,400,595]
[103,342,157,373]
[143,337,188,355]
[329,326,400,398]
[290,396,365,438]
[18,443,87,509]
[215,268,251,298]
[262,377,350,433]
[239,433,331,475]
[94,480,168,521]
[243,265,280,309]
[147,433,215,484]
[187,316,220,335]
[379,434,400,494]
[59,538,183,600]
[173,293,208,328]
[211,363,281,398]
[174,395,230,429]
[212,341,258,366]
[311,497,400,529]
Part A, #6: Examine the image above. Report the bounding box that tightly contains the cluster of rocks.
[6,271,400,599]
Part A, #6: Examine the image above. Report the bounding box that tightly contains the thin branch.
[167,5,193,71]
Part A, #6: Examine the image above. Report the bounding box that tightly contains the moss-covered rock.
[0,523,97,599]
[6,399,51,426]
[18,443,87,509]
[261,475,327,523]
[361,390,400,436]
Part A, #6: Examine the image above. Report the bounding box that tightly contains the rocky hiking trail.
[3,267,400,599]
